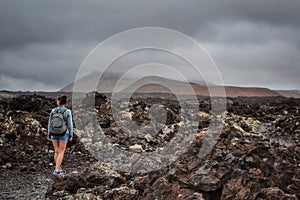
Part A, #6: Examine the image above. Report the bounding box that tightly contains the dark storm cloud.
[0,0,299,90]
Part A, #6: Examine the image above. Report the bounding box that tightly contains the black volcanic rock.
[8,94,56,112]
[0,93,300,199]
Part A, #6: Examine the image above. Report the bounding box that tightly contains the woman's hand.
[69,137,73,142]
[47,135,52,141]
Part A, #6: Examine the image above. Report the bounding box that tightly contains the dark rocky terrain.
[0,92,299,199]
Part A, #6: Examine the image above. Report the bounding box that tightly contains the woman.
[48,94,73,175]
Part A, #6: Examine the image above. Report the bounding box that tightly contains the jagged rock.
[82,92,107,108]
[143,176,205,200]
[5,163,12,169]
[287,170,300,197]
[47,163,126,198]
[61,193,103,200]
[294,146,300,160]
[253,187,298,200]
[50,174,85,194]
[129,144,143,153]
[188,162,221,191]
[102,186,138,200]
[221,176,251,199]
[198,111,210,121]
[85,169,125,188]
[143,134,154,142]
[9,94,55,112]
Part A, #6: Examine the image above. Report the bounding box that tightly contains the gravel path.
[0,172,53,200]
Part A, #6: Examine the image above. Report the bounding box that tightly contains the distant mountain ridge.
[60,72,298,97]
[275,90,300,98]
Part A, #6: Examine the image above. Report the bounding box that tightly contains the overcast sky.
[0,0,299,91]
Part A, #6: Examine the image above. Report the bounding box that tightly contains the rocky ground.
[0,93,299,199]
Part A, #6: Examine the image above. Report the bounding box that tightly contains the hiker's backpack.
[50,108,67,136]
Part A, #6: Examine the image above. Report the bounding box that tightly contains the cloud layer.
[0,0,299,91]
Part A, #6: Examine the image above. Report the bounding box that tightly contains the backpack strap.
[61,108,68,124]
[61,108,67,114]
[56,107,67,114]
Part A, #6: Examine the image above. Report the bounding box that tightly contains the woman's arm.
[48,109,54,137]
[67,109,74,138]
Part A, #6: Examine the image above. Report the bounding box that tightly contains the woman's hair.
[57,94,67,105]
